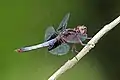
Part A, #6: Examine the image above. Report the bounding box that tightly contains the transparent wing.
[49,43,70,55]
[57,13,70,32]
[44,26,57,41]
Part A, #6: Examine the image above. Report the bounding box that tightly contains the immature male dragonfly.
[15,13,91,55]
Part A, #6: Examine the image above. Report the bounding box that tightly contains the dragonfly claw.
[87,37,92,39]
[81,43,87,46]
[71,45,79,54]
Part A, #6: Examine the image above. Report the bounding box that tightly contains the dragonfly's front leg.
[77,36,86,46]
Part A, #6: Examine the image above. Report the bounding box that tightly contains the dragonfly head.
[74,25,87,34]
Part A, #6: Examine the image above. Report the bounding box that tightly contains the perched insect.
[15,13,91,55]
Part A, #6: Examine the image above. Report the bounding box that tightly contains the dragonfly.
[15,13,91,55]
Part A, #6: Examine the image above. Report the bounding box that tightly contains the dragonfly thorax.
[57,28,87,43]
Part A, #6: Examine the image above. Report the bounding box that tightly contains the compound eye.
[81,28,84,30]
[84,27,87,29]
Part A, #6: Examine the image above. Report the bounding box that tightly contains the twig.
[48,16,120,80]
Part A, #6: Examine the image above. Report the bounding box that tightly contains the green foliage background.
[0,0,120,80]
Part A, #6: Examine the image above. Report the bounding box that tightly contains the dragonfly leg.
[71,44,79,61]
[87,37,92,39]
[77,36,86,46]
[71,44,79,54]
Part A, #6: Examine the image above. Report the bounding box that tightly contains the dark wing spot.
[48,39,62,51]
[46,33,58,41]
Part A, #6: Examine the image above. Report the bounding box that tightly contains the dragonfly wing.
[44,26,57,41]
[49,43,70,55]
[57,13,70,32]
